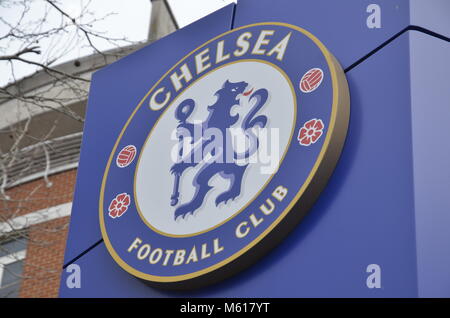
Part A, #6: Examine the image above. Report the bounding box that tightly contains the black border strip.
[3,297,450,308]
[231,3,237,30]
[345,25,449,73]
[62,239,103,270]
[163,0,180,30]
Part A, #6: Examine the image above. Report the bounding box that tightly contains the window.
[0,237,27,298]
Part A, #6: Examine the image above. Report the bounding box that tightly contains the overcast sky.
[0,0,236,87]
[169,0,236,26]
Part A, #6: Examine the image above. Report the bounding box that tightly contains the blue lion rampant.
[169,80,269,219]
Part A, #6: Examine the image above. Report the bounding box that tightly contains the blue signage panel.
[409,31,450,297]
[233,0,411,70]
[60,0,450,297]
[63,4,237,264]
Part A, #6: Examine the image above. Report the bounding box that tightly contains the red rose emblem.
[298,119,325,146]
[108,193,131,218]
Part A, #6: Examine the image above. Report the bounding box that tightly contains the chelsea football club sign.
[99,22,349,289]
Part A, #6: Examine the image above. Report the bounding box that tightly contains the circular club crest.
[100,22,350,289]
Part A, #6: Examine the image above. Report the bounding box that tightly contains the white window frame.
[0,250,27,287]
[0,201,71,293]
[0,202,72,234]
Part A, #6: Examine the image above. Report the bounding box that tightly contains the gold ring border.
[133,59,297,238]
[99,22,350,284]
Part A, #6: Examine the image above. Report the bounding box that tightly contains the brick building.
[1,170,76,297]
[0,0,177,298]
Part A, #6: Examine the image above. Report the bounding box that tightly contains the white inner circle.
[135,61,295,236]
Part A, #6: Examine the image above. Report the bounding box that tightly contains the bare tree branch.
[0,46,41,61]
[0,0,144,296]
